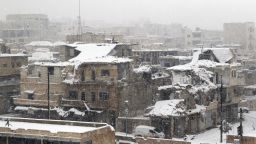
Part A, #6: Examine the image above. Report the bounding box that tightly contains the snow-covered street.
[175,111,256,144]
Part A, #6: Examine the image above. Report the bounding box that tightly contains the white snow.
[69,108,85,116]
[79,56,133,64]
[26,41,53,47]
[69,43,117,63]
[0,53,27,57]
[134,65,152,73]
[53,41,66,46]
[34,61,73,67]
[172,56,193,60]
[147,99,185,117]
[29,51,57,62]
[0,119,97,133]
[175,111,256,144]
[194,47,234,63]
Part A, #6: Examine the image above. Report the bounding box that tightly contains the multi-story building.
[0,53,28,113]
[224,22,255,57]
[13,43,135,124]
[0,14,49,43]
[0,117,115,144]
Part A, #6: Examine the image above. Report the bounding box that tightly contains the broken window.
[164,63,170,67]
[48,67,54,75]
[91,70,96,80]
[99,92,109,101]
[81,70,85,81]
[91,92,96,102]
[28,93,34,100]
[16,62,22,67]
[101,69,110,76]
[69,91,78,99]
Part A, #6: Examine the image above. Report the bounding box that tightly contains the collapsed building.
[13,43,159,127]
[144,47,244,138]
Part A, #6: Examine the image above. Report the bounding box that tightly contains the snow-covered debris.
[152,72,170,79]
[134,65,152,73]
[147,99,206,118]
[26,41,53,47]
[69,108,85,116]
[147,99,185,117]
[62,72,79,84]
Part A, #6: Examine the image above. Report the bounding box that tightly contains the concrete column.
[6,137,8,144]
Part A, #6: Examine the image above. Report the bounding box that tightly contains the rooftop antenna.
[77,0,82,37]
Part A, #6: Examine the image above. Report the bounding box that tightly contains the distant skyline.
[1,0,256,30]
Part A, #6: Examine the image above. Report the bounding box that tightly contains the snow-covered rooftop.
[29,51,57,62]
[26,41,53,47]
[79,56,133,64]
[0,117,110,134]
[53,41,66,46]
[168,49,230,71]
[69,43,117,63]
[195,47,234,63]
[34,61,73,67]
[0,53,27,57]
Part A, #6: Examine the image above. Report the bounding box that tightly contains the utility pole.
[47,70,50,119]
[220,75,223,143]
[238,108,243,137]
[77,0,82,40]
[124,100,129,137]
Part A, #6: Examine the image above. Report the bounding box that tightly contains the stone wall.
[0,56,28,76]
[227,135,256,144]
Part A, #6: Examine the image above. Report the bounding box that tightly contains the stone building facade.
[0,117,115,144]
[0,54,28,113]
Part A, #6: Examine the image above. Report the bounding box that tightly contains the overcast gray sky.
[0,0,256,29]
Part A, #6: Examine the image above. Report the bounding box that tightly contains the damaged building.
[0,53,28,113]
[143,47,244,138]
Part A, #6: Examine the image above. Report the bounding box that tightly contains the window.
[16,62,21,67]
[91,70,96,80]
[232,70,237,78]
[164,63,170,67]
[81,70,85,81]
[69,91,78,99]
[99,92,109,101]
[91,92,96,102]
[81,92,86,101]
[101,70,110,76]
[48,67,54,75]
[28,93,34,100]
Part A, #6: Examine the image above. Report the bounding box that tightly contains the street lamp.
[124,100,129,137]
